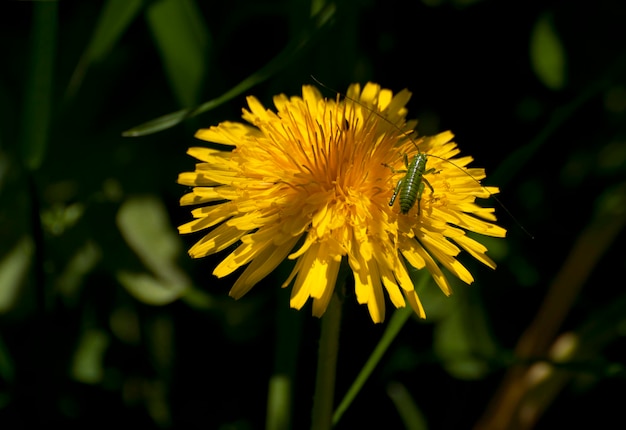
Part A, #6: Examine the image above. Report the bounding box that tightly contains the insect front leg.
[424,167,437,177]
[383,153,410,173]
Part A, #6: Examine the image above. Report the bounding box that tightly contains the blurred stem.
[21,1,57,171]
[332,304,414,426]
[28,175,46,312]
[311,292,342,430]
[475,185,626,430]
[266,287,303,430]
[332,271,430,427]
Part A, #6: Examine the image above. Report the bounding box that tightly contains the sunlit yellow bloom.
[178,83,506,323]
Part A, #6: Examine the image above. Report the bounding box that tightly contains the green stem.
[310,292,342,430]
[332,271,430,426]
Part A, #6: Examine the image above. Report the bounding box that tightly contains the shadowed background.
[1,0,625,428]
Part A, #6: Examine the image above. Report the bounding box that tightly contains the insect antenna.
[311,75,534,239]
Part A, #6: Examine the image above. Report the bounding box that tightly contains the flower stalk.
[311,291,342,430]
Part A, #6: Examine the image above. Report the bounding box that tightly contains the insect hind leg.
[422,172,435,194]
[389,178,404,207]
[417,170,437,216]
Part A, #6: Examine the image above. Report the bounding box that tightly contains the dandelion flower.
[178,83,506,323]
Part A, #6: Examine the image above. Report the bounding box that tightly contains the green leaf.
[121,62,284,136]
[117,196,180,266]
[530,13,567,90]
[117,271,186,306]
[433,292,497,380]
[86,0,143,62]
[121,108,192,137]
[71,329,110,384]
[20,2,57,170]
[66,0,143,97]
[123,1,337,136]
[55,241,101,306]
[0,335,15,384]
[180,286,216,310]
[40,202,85,236]
[387,382,428,430]
[116,196,190,304]
[146,0,211,107]
[0,237,33,314]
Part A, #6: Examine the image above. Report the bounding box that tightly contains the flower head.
[178,83,506,323]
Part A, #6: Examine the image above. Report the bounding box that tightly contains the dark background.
[1,0,625,428]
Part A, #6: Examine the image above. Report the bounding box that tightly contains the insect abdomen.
[399,154,428,214]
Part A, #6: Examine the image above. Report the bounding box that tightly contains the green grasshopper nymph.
[313,76,442,216]
[387,152,435,216]
[311,76,533,238]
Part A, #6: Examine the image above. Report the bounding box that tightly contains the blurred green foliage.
[1,0,625,428]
